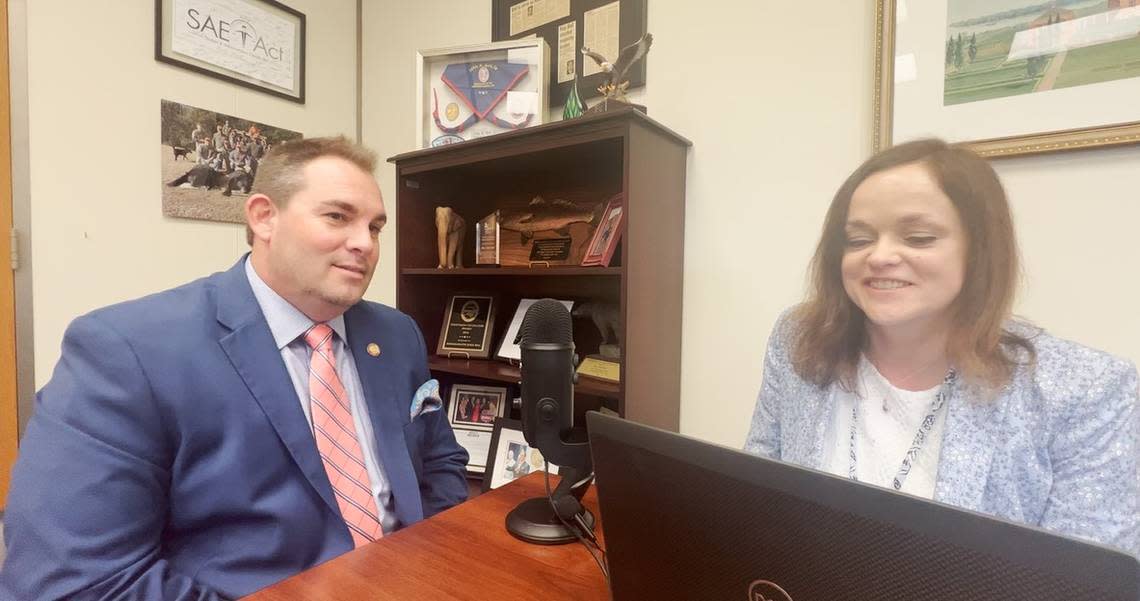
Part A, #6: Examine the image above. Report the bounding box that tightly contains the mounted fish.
[491,196,604,266]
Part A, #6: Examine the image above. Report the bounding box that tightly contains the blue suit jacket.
[0,260,469,600]
[745,310,1139,557]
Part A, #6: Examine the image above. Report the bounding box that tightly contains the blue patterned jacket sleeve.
[743,310,795,460]
[1037,347,1139,556]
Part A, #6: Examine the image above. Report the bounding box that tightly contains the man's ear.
[246,194,277,243]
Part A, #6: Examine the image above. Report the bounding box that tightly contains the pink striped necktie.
[303,323,384,547]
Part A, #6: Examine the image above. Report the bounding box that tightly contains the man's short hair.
[245,136,377,244]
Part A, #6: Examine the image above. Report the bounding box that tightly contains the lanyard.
[848,370,956,491]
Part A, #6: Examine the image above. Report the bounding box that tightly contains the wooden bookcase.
[388,109,690,440]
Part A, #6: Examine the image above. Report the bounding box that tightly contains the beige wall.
[22,1,1140,449]
[360,1,492,304]
[25,0,358,388]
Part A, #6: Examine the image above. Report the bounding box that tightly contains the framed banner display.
[416,39,549,149]
[491,0,648,107]
[448,384,509,474]
[876,1,1140,157]
[437,295,496,359]
[482,418,560,492]
[155,0,306,103]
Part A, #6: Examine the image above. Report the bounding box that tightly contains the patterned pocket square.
[410,379,444,420]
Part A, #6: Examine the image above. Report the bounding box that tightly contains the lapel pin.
[366,343,381,357]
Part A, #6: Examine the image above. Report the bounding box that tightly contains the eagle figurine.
[581,32,653,100]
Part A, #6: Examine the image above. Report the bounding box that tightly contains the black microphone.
[505,299,596,545]
[517,299,576,444]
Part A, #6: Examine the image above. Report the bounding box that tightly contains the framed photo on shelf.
[581,193,623,267]
[448,383,508,432]
[155,0,306,103]
[437,295,496,359]
[876,1,1140,157]
[482,418,560,492]
[448,384,509,474]
[416,39,550,149]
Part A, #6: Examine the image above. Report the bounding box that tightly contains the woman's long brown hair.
[792,139,1033,392]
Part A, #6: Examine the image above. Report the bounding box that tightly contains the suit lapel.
[214,260,341,518]
[934,381,1001,511]
[344,306,425,525]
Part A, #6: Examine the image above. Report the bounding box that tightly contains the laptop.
[586,411,1139,601]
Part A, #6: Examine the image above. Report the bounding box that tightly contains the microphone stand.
[506,396,596,544]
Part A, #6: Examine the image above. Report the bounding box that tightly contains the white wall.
[360,1,492,304]
[998,148,1140,363]
[25,0,359,388]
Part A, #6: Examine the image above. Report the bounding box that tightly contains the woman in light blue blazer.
[744,139,1138,556]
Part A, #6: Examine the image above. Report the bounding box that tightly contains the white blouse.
[822,356,949,499]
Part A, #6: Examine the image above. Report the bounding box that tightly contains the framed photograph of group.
[160,99,302,223]
[482,418,560,492]
[155,0,306,103]
[491,0,649,107]
[416,39,550,149]
[876,0,1140,157]
[447,384,509,474]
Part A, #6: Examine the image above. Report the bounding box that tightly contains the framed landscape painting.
[875,0,1140,157]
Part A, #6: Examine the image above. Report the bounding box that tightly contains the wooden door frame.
[0,0,16,509]
[1,0,33,511]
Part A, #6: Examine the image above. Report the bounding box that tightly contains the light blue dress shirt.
[245,259,396,533]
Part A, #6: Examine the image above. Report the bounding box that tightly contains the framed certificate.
[155,0,306,103]
[437,295,496,359]
[491,0,649,107]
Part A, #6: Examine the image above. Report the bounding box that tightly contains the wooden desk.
[245,473,609,600]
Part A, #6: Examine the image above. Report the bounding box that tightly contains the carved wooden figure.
[435,206,466,268]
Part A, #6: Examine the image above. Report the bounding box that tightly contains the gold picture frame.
[874,0,1140,158]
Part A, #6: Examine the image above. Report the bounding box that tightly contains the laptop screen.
[587,412,1139,601]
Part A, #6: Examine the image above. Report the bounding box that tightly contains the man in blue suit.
[0,137,469,600]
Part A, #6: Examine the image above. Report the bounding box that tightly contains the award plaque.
[576,354,620,383]
[528,237,572,262]
[437,295,496,359]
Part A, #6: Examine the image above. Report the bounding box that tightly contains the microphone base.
[505,497,596,545]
